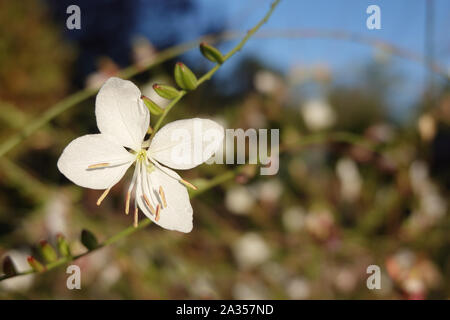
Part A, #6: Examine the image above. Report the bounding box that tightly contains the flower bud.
[141,95,163,115]
[81,229,99,250]
[2,256,17,276]
[200,42,224,64]
[39,240,58,263]
[56,233,72,258]
[174,62,198,90]
[27,256,46,272]
[152,84,180,100]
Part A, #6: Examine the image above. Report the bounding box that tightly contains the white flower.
[300,99,336,131]
[57,77,224,233]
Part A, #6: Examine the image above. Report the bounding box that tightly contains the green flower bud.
[27,256,46,272]
[56,233,72,258]
[39,240,58,263]
[81,229,99,250]
[152,84,180,100]
[174,62,198,90]
[200,42,224,64]
[2,256,17,276]
[141,95,163,115]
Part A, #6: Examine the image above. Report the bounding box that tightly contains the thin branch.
[152,0,282,134]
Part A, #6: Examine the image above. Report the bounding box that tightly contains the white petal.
[95,77,150,151]
[57,134,135,190]
[148,118,224,170]
[136,166,193,233]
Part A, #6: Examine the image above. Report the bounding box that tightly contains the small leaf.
[39,240,58,263]
[152,84,180,100]
[27,256,46,272]
[141,95,163,115]
[81,229,99,250]
[56,233,72,258]
[174,62,197,90]
[2,256,17,276]
[200,42,224,64]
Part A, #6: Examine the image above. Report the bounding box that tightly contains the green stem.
[152,0,281,134]
[0,166,237,282]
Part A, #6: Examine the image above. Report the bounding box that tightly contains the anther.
[159,186,167,208]
[133,207,138,228]
[96,188,111,206]
[142,195,155,215]
[125,191,131,215]
[180,179,198,190]
[88,163,110,169]
[155,204,161,222]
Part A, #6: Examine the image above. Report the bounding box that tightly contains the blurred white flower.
[132,36,157,68]
[233,233,271,269]
[225,186,255,215]
[282,206,306,232]
[285,277,311,299]
[336,158,362,202]
[417,113,436,142]
[300,99,336,131]
[44,192,70,236]
[190,274,217,298]
[232,280,268,300]
[253,179,283,204]
[334,268,357,293]
[98,264,121,290]
[253,70,282,95]
[0,250,34,292]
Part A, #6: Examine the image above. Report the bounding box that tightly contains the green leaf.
[81,229,99,250]
[2,256,17,276]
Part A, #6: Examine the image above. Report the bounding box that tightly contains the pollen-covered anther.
[180,179,198,190]
[87,162,110,169]
[125,191,131,215]
[142,194,155,215]
[96,187,111,206]
[159,186,167,208]
[155,204,161,222]
[133,207,138,228]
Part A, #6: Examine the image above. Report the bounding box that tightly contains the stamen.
[133,207,138,228]
[125,162,140,215]
[125,191,131,215]
[155,204,161,222]
[159,186,167,208]
[88,162,110,169]
[96,188,111,206]
[142,194,155,215]
[180,179,198,190]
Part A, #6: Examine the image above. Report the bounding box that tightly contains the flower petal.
[148,118,224,170]
[136,166,193,233]
[95,77,149,151]
[57,134,135,190]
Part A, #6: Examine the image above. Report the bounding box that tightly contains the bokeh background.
[1,0,449,299]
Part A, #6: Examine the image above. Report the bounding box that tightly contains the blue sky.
[192,0,450,116]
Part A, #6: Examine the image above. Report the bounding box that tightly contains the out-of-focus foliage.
[0,0,449,300]
[0,0,73,111]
